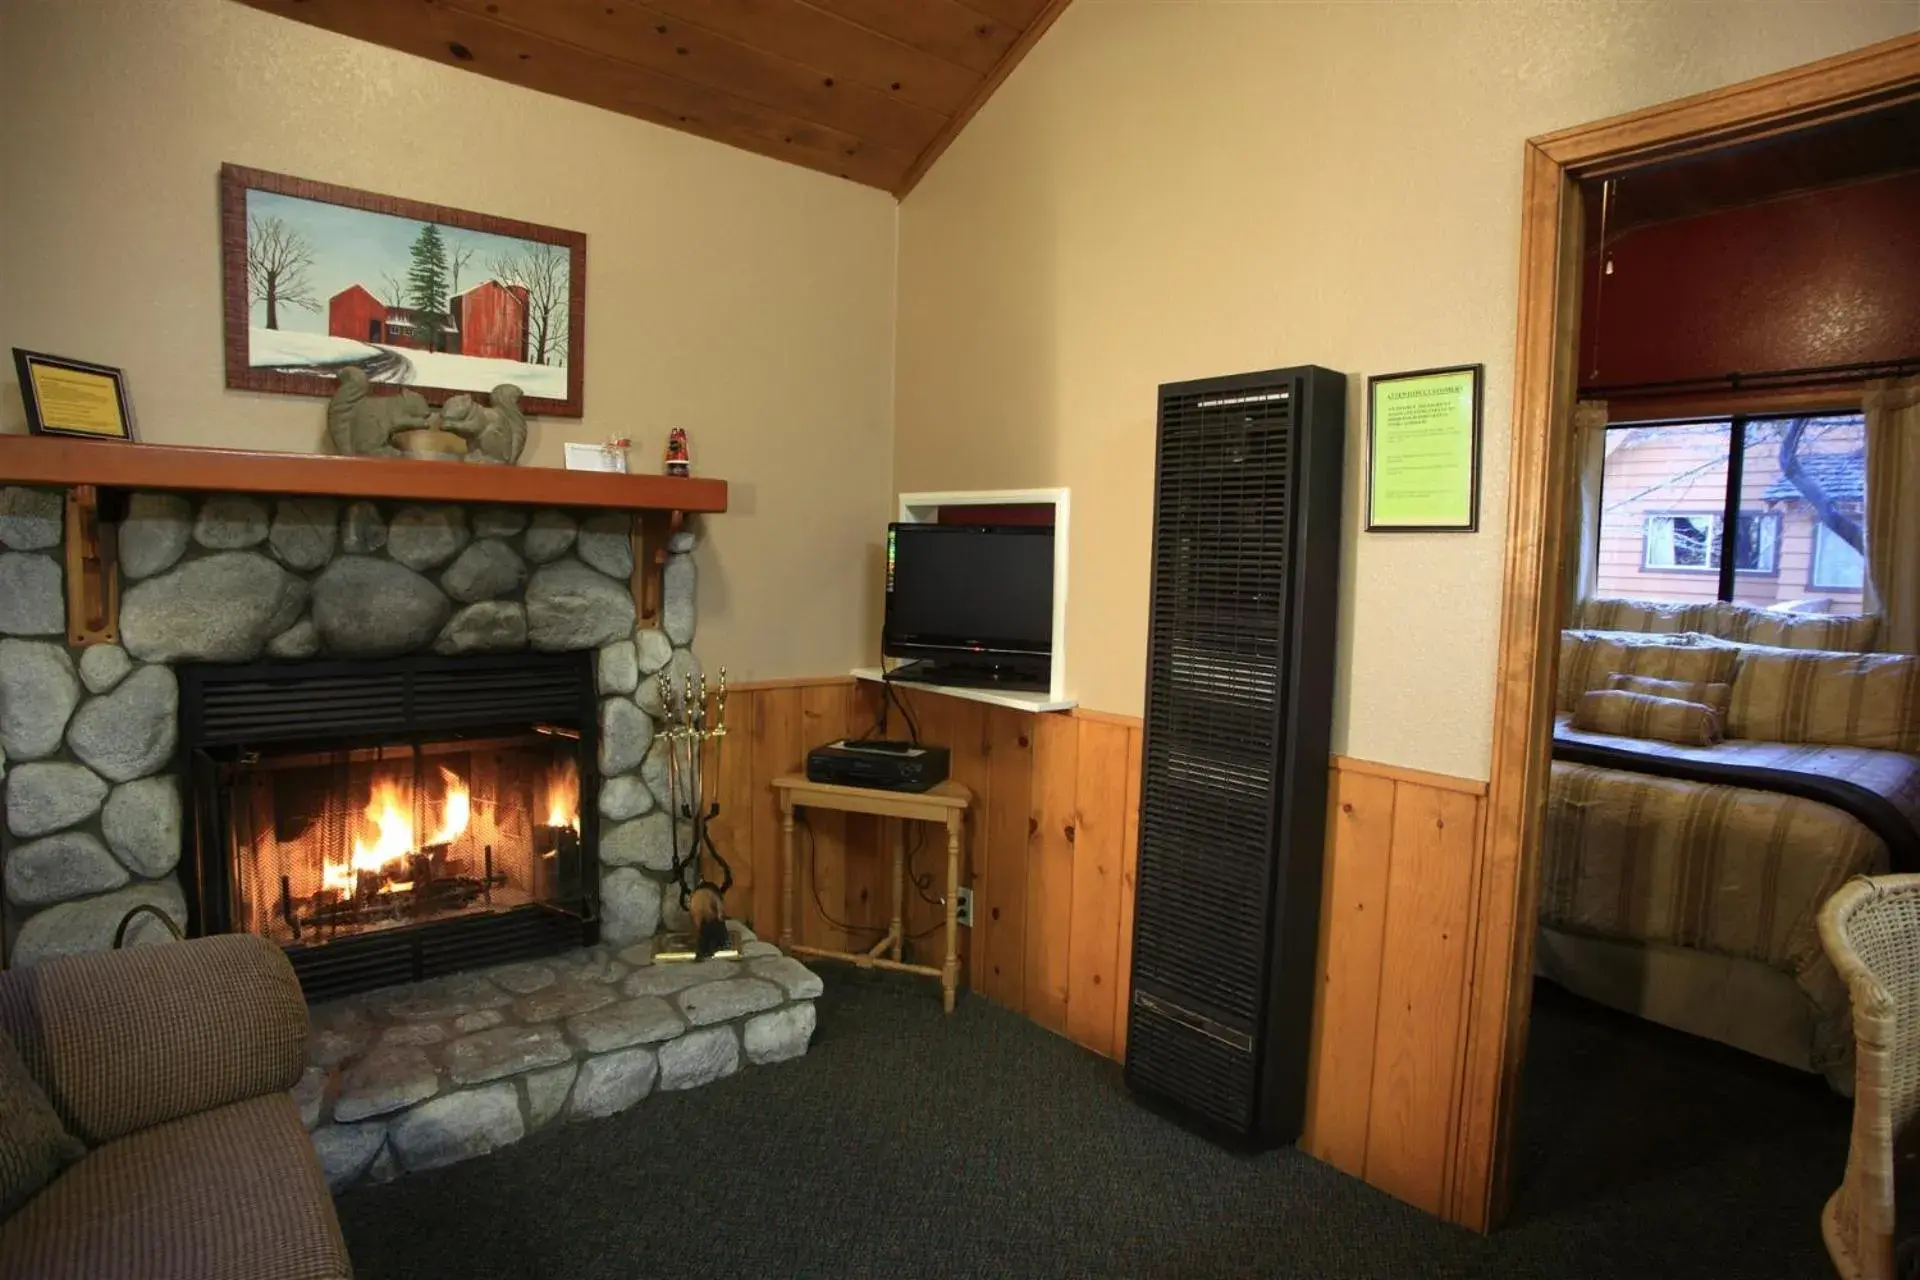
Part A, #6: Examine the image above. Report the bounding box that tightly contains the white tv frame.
[851,487,1074,714]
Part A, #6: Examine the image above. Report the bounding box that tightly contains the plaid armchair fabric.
[0,936,351,1280]
[0,934,308,1145]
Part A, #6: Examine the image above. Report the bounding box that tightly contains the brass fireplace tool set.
[651,666,737,962]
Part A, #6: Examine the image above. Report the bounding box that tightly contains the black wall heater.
[1124,364,1345,1145]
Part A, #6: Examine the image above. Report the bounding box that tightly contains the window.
[1596,413,1866,610]
[1643,513,1713,569]
[1730,512,1781,575]
[1811,520,1866,593]
[1642,512,1779,573]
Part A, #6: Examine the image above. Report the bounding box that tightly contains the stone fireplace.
[0,487,694,965]
[0,480,822,1190]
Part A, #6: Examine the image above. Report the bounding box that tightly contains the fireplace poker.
[652,667,734,959]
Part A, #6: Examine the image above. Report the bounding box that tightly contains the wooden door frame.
[1449,32,1920,1232]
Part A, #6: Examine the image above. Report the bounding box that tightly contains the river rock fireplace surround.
[0,458,822,1191]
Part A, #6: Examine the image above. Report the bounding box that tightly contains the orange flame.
[546,756,580,831]
[427,767,470,846]
[321,767,470,894]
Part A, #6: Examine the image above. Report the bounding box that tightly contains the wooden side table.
[771,776,971,1013]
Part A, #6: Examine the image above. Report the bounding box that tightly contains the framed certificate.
[1366,364,1482,532]
[13,350,137,442]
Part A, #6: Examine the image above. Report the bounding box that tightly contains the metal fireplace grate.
[290,906,587,1004]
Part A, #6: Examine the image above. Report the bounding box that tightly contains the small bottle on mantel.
[664,427,691,478]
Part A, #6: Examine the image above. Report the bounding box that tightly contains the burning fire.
[430,769,470,846]
[321,767,471,895]
[546,756,580,831]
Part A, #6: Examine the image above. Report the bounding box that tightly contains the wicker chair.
[1819,874,1920,1280]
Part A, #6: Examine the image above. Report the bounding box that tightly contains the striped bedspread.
[1543,716,1920,1073]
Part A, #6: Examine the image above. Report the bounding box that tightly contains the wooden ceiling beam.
[803,0,1023,75]
[454,0,948,155]
[953,0,1058,30]
[891,0,1072,197]
[635,0,984,116]
[236,0,912,187]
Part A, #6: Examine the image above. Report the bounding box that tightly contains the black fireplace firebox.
[178,652,601,1002]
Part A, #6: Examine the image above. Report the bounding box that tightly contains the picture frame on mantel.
[13,349,138,442]
[219,164,587,417]
[1365,363,1483,533]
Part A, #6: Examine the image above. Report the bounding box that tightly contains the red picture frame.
[220,164,586,417]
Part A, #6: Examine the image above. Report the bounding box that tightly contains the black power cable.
[798,814,886,939]
[883,672,921,746]
[798,814,948,942]
[850,669,921,747]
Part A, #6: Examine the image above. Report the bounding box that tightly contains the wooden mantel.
[0,435,726,646]
[0,436,727,512]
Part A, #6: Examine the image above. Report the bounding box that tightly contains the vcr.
[805,740,950,792]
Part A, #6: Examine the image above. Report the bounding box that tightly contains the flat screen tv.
[883,523,1054,690]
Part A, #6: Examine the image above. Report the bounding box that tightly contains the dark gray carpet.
[337,973,1849,1279]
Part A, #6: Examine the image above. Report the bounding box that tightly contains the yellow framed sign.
[13,349,136,442]
[1366,364,1482,532]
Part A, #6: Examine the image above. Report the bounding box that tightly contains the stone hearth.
[302,925,822,1190]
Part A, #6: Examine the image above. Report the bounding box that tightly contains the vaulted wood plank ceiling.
[232,0,1073,196]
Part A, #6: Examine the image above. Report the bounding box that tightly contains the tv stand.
[890,659,1048,693]
[849,667,1076,714]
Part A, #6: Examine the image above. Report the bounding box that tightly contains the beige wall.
[894,2,1914,780]
[0,0,897,684]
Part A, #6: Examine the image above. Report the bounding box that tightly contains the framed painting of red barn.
[220,165,586,417]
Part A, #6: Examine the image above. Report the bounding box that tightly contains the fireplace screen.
[178,651,600,1001]
[227,736,584,947]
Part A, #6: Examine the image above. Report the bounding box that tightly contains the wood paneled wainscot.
[710,679,1485,1218]
[702,678,1141,1061]
[1304,757,1488,1220]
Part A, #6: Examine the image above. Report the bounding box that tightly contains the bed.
[1537,610,1920,1088]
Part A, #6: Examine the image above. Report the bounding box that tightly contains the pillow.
[1731,607,1880,653]
[1574,598,1724,636]
[1556,630,1739,713]
[1606,672,1733,719]
[0,1028,82,1220]
[1726,648,1920,751]
[1572,689,1724,747]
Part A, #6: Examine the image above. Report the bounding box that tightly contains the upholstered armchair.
[0,933,351,1279]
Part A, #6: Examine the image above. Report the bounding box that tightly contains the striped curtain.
[1564,400,1610,618]
[1864,379,1920,654]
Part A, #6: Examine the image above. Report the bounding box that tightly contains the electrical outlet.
[955,887,975,928]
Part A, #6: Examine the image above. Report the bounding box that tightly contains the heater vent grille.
[1127,993,1258,1132]
[1132,385,1294,1034]
[1125,366,1344,1145]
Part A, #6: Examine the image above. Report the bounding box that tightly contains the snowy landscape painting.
[221,166,586,416]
